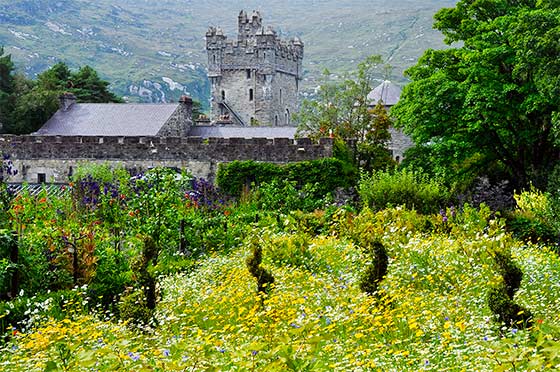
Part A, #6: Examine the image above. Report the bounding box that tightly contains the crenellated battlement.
[0,135,332,183]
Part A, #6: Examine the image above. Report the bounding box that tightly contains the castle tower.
[206,10,304,126]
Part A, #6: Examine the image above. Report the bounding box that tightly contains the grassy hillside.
[0,0,456,108]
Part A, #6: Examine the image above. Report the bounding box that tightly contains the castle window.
[249,88,254,101]
[37,173,46,183]
[221,90,226,101]
[279,89,283,104]
[213,55,216,64]
[285,109,290,125]
[246,69,251,79]
[275,115,278,126]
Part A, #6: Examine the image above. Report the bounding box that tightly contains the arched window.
[275,115,278,126]
[221,90,226,101]
[285,109,290,125]
[279,89,283,104]
[213,55,216,64]
[249,88,254,101]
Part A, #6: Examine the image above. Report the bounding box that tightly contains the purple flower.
[163,349,170,357]
[251,350,258,356]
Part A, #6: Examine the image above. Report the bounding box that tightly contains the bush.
[358,168,451,214]
[359,241,389,296]
[507,187,559,245]
[118,289,153,327]
[216,158,356,199]
[265,232,314,270]
[487,250,532,328]
[246,235,274,295]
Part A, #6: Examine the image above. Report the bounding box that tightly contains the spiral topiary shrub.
[487,250,532,328]
[359,240,388,296]
[246,236,274,294]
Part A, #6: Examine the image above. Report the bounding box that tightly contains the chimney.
[178,95,193,136]
[59,92,77,111]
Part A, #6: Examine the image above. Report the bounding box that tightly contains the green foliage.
[507,187,560,245]
[2,62,122,134]
[0,47,15,131]
[487,250,532,328]
[295,55,395,170]
[358,168,451,214]
[0,288,86,336]
[88,246,131,310]
[216,158,355,201]
[254,180,326,214]
[246,235,274,294]
[264,232,314,270]
[392,1,560,189]
[359,240,389,296]
[118,289,153,327]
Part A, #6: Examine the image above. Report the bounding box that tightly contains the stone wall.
[388,128,414,161]
[0,135,333,183]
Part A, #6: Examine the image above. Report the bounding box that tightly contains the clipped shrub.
[254,180,326,213]
[246,236,274,294]
[487,250,532,328]
[358,168,451,214]
[118,288,153,327]
[359,240,388,295]
[487,285,531,328]
[216,158,356,199]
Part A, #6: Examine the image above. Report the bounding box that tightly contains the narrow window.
[246,69,251,79]
[249,88,254,101]
[275,115,278,126]
[221,90,226,101]
[37,173,46,183]
[279,89,283,104]
[213,55,216,63]
[285,109,290,125]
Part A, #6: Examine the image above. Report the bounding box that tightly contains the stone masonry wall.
[0,135,333,183]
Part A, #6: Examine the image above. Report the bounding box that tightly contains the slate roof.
[188,126,298,138]
[36,103,180,136]
[367,81,401,107]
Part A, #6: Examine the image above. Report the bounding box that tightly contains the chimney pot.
[59,92,77,111]
[179,95,192,104]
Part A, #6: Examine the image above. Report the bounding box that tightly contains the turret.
[206,26,226,77]
[238,10,263,42]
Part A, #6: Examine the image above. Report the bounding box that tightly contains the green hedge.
[216,158,356,198]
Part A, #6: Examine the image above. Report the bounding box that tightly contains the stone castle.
[207,10,303,126]
[0,10,411,185]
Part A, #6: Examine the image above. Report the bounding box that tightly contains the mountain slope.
[0,0,457,108]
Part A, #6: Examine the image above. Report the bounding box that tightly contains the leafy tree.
[70,65,121,103]
[392,0,560,189]
[4,62,122,134]
[295,55,394,171]
[0,47,15,131]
